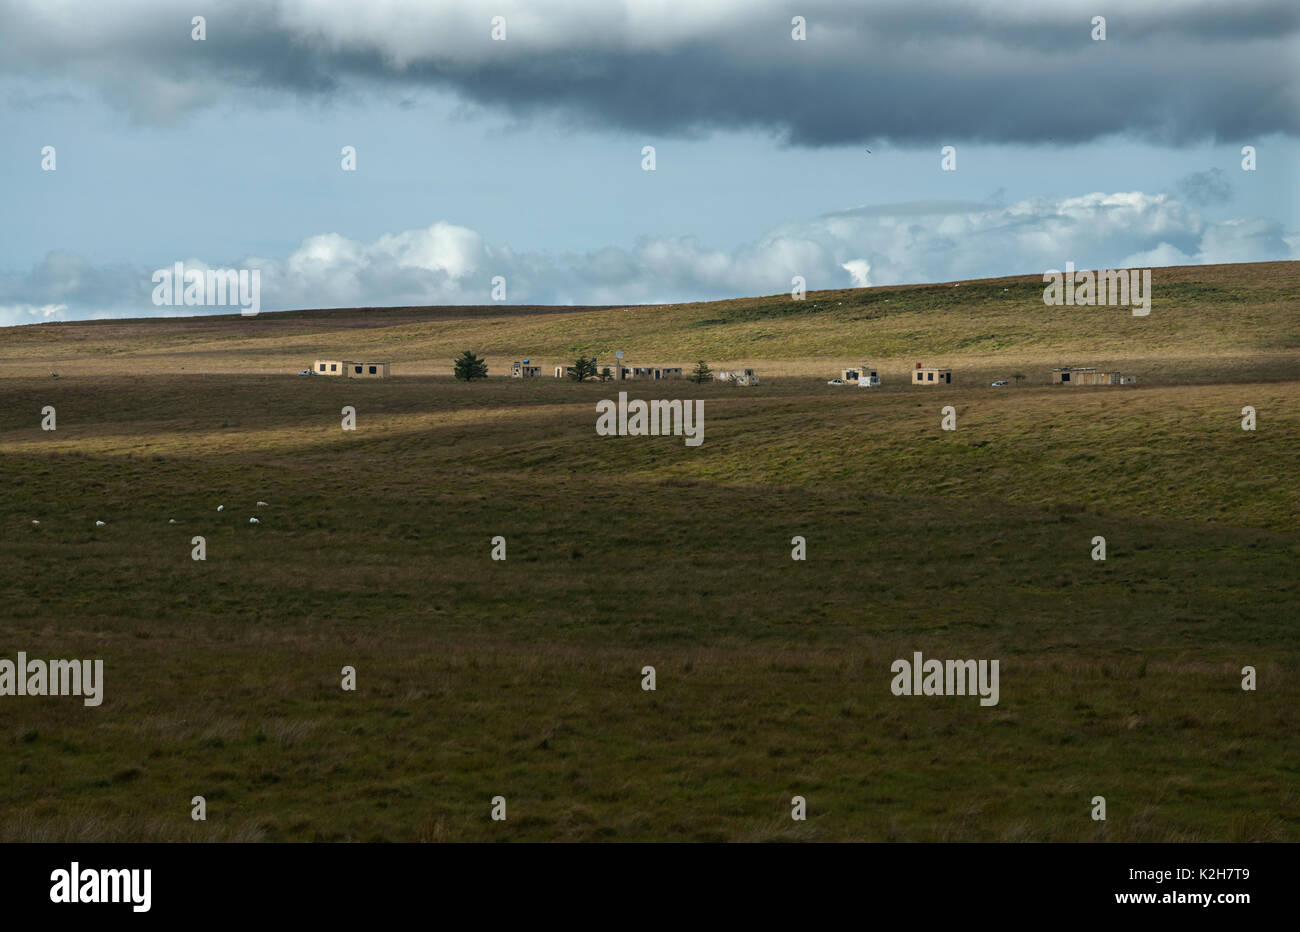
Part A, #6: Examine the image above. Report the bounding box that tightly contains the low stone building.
[716,368,760,386]
[1051,367,1136,385]
[912,365,952,385]
[613,363,683,380]
[314,359,389,378]
[842,364,880,386]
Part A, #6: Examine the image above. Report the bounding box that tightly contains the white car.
[827,378,846,385]
[297,369,315,376]
[991,380,1009,387]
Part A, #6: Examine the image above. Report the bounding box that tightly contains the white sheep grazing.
[217,505,224,512]
[95,520,106,527]
[31,520,39,526]
[249,517,260,524]
[256,501,269,507]
[169,519,177,524]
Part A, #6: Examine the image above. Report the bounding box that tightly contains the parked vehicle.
[991,380,1009,387]
[827,378,846,385]
[297,369,316,376]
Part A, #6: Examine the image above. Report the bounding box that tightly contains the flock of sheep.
[31,501,270,528]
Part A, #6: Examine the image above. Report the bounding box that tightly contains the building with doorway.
[912,365,952,385]
[842,364,880,386]
[313,359,389,378]
[1051,367,1136,385]
[716,368,760,386]
[611,362,683,380]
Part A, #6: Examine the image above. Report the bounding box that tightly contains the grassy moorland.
[0,261,1296,842]
[2,260,1296,379]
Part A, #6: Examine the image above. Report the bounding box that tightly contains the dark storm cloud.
[1,0,1296,144]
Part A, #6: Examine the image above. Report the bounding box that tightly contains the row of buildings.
[514,360,760,385]
[835,363,1136,386]
[836,363,947,385]
[309,358,1135,387]
[305,357,751,382]
[539,361,684,380]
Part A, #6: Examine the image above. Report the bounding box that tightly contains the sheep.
[249,517,260,524]
[256,501,268,507]
[95,520,106,527]
[31,520,39,526]
[217,505,224,512]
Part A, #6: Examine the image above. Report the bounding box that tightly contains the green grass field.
[1,261,1297,841]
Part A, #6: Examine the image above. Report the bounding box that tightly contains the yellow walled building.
[1051,367,1136,385]
[313,360,389,378]
[912,366,952,385]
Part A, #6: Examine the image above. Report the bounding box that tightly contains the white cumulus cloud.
[2,192,1295,320]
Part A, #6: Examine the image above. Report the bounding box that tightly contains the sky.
[1,0,1297,324]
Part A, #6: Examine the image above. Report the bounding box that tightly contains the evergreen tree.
[570,357,598,382]
[690,360,713,384]
[453,350,489,381]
